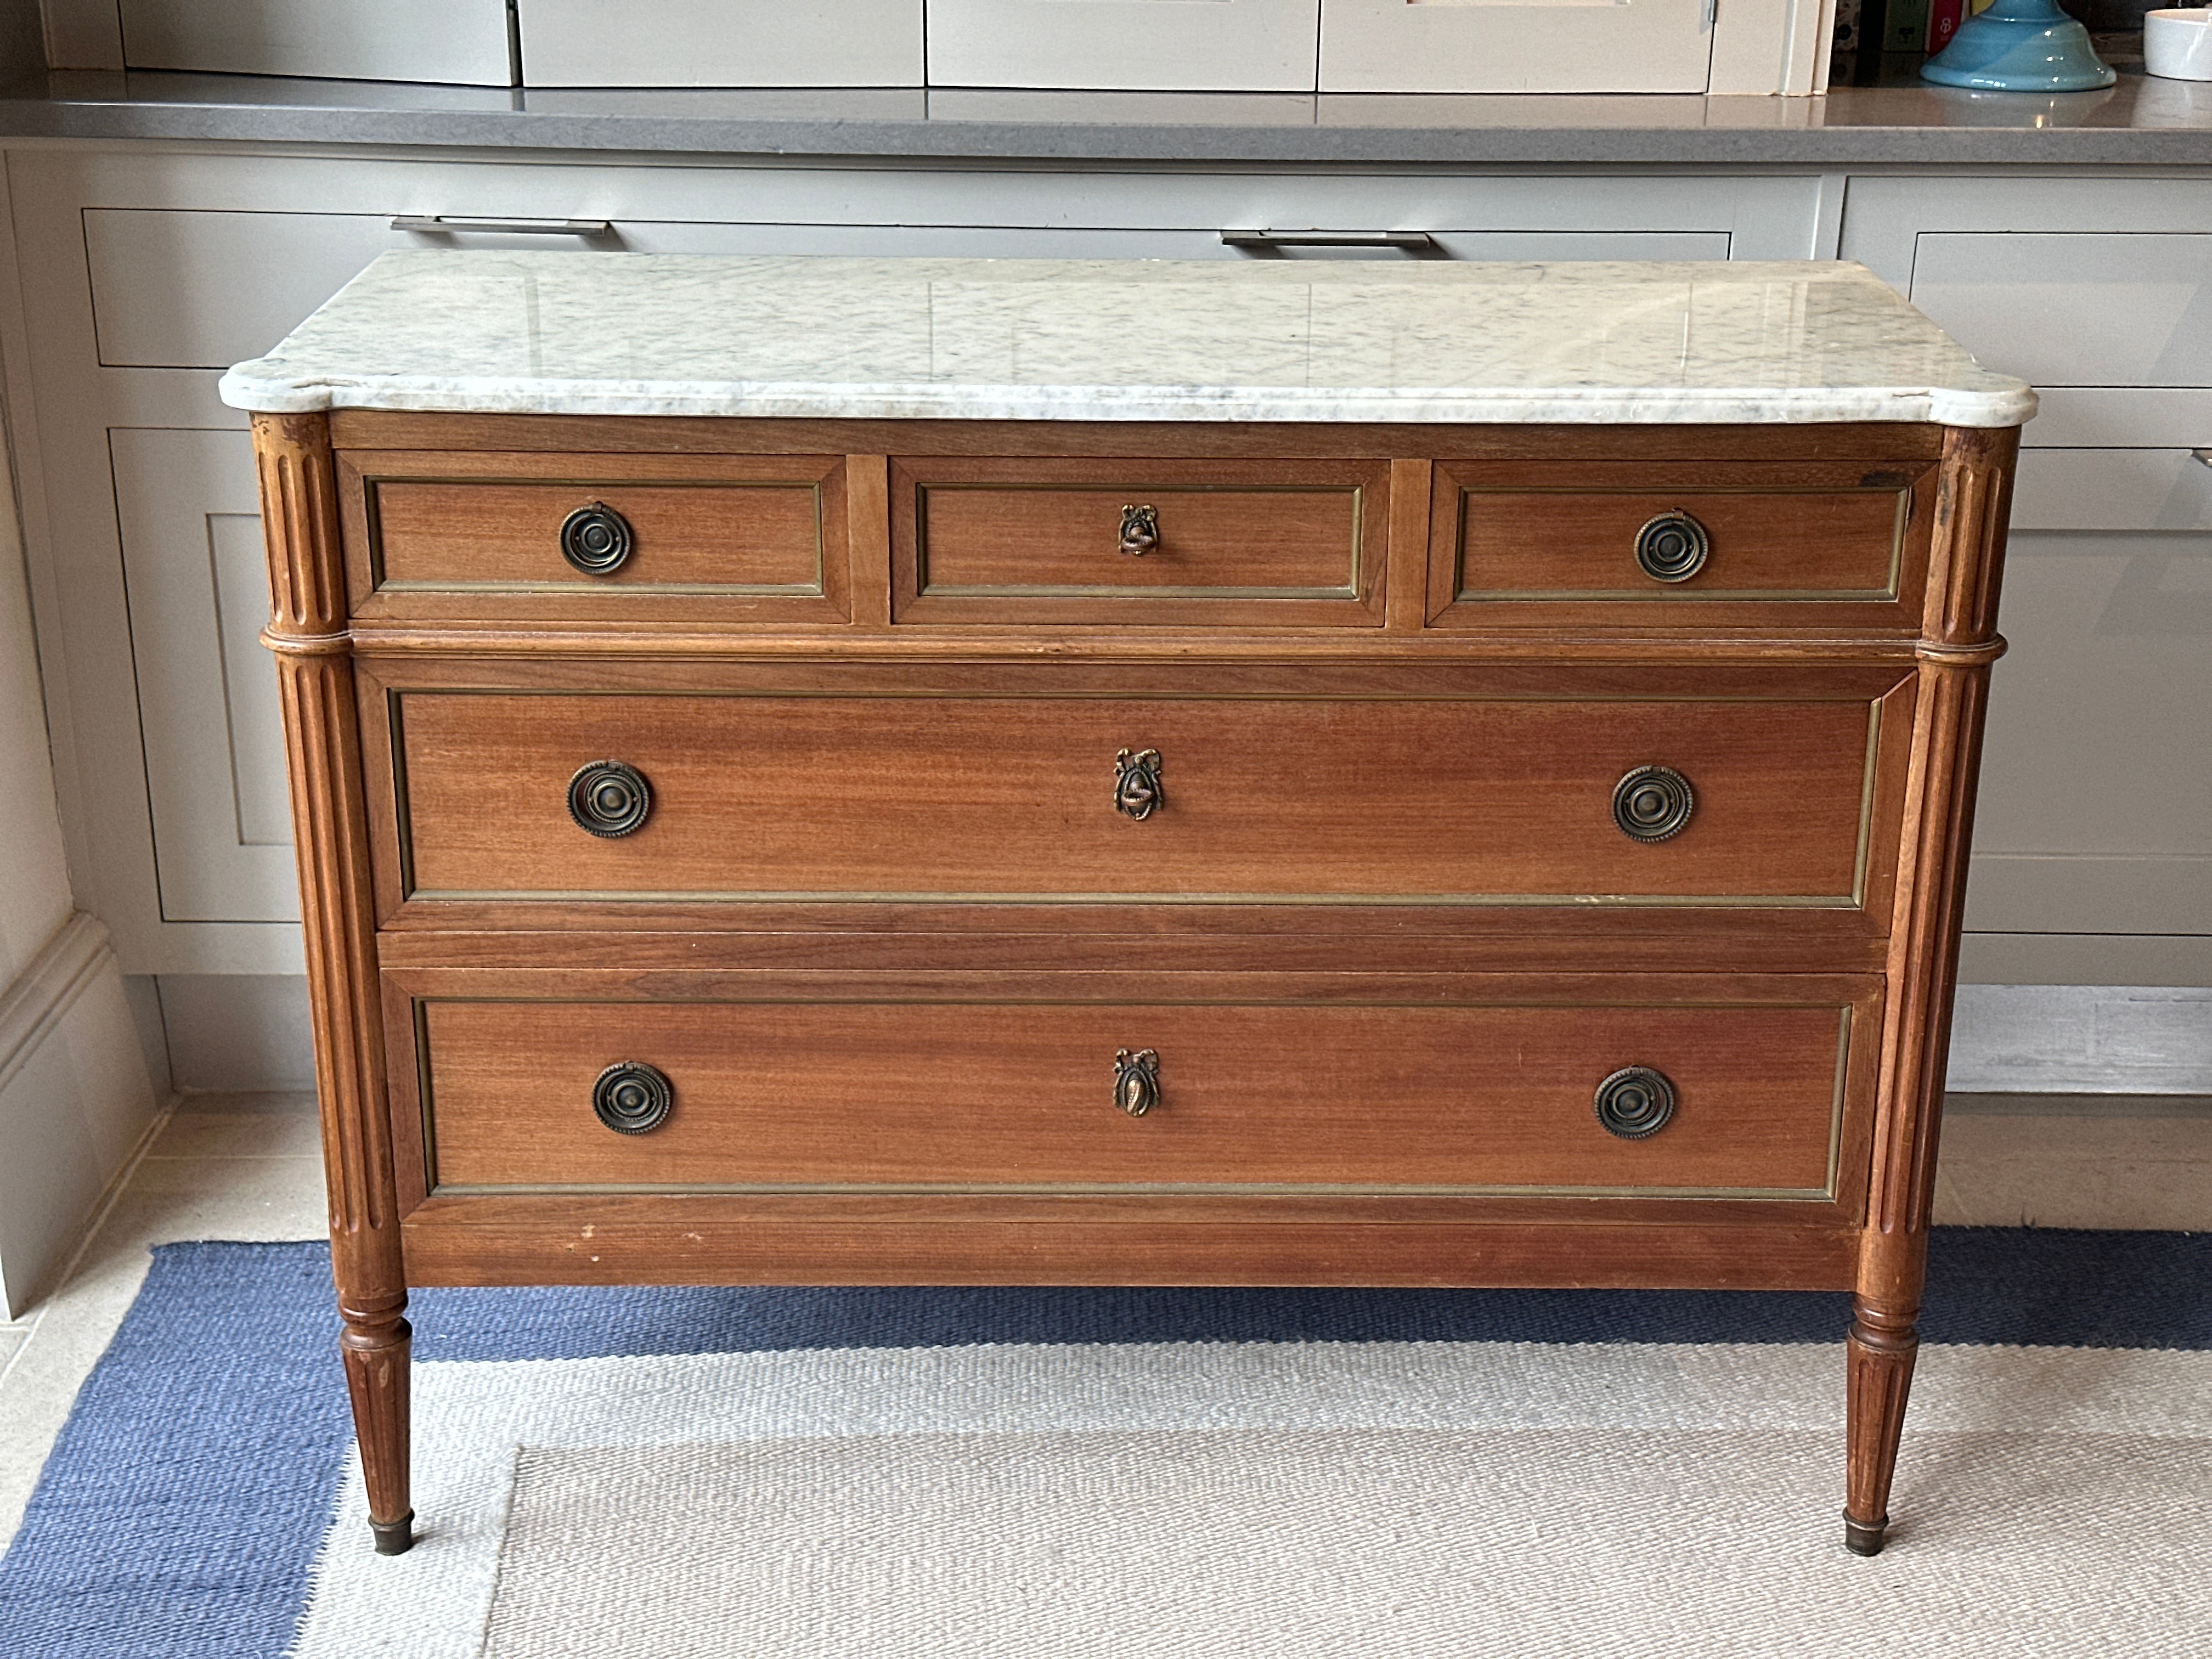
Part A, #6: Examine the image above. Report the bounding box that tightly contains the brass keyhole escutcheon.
[1114,1048,1161,1117]
[1119,503,1160,557]
[1114,748,1164,820]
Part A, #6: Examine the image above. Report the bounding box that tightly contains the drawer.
[407,993,1867,1201]
[1908,232,2212,391]
[891,457,1388,627]
[1426,461,1936,631]
[383,689,1895,911]
[338,451,850,624]
[2008,449,2212,532]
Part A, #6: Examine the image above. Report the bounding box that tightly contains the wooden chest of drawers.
[231,255,2029,1564]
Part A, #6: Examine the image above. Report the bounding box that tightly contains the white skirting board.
[0,911,160,1317]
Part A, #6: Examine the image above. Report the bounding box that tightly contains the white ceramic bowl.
[2145,7,2212,81]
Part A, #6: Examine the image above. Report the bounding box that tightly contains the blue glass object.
[1922,0,2117,90]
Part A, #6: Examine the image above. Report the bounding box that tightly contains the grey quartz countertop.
[4,68,2211,166]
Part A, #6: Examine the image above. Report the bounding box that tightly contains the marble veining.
[219,253,2035,427]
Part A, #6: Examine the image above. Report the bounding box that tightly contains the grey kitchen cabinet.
[1842,177,2212,985]
[3,146,1819,977]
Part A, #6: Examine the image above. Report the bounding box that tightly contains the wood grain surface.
[391,690,1883,906]
[338,449,851,627]
[891,455,1387,627]
[416,997,1856,1197]
[1432,459,1937,633]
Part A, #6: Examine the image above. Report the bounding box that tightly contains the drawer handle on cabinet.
[1594,1065,1676,1139]
[391,216,614,237]
[1634,510,1711,583]
[1612,765,1694,843]
[567,760,653,838]
[1119,503,1160,557]
[1221,229,1436,250]
[1114,1048,1161,1117]
[560,502,635,575]
[1114,748,1164,820]
[594,1062,675,1135]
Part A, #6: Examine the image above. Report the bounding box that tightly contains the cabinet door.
[928,0,1321,91]
[516,0,923,87]
[117,0,514,84]
[1319,0,1713,92]
[109,429,300,926]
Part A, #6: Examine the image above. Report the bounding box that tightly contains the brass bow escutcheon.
[1119,503,1160,557]
[1114,748,1164,820]
[1114,1049,1161,1117]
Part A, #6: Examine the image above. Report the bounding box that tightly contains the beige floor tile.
[151,1109,326,1160]
[0,1113,325,1556]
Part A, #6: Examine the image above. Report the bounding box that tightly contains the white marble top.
[219,253,2034,428]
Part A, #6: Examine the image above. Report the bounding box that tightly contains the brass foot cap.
[1842,1511,1889,1557]
[371,1511,416,1556]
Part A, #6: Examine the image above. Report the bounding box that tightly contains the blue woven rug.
[3,1229,2207,1659]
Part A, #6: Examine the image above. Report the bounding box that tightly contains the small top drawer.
[1426,460,1936,633]
[338,450,850,625]
[891,456,1389,627]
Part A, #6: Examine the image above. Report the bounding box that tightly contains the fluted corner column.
[252,411,413,1555]
[1847,424,2018,1556]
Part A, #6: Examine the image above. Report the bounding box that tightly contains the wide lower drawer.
[407,994,1866,1201]
[338,450,850,624]
[385,690,1891,910]
[890,456,1389,626]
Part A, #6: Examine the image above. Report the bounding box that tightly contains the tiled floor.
[0,1092,325,1557]
[1,1090,2207,1559]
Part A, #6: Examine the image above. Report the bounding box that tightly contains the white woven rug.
[289,1341,2212,1659]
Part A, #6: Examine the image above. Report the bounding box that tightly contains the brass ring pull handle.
[568,759,653,838]
[1634,510,1710,583]
[1119,503,1160,557]
[1612,764,1694,843]
[1114,748,1164,820]
[1114,1048,1161,1117]
[560,501,634,575]
[1594,1065,1676,1139]
[594,1061,675,1135]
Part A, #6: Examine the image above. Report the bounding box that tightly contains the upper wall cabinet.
[516,0,924,86]
[927,0,1320,91]
[1319,0,1712,93]
[117,0,515,84]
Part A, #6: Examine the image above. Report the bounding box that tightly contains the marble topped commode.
[218,253,2033,428]
[232,251,2025,1565]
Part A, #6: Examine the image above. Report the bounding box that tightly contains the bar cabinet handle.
[1612,765,1694,843]
[1114,1048,1161,1118]
[594,1062,675,1135]
[1221,228,1436,250]
[391,216,615,236]
[1594,1065,1675,1139]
